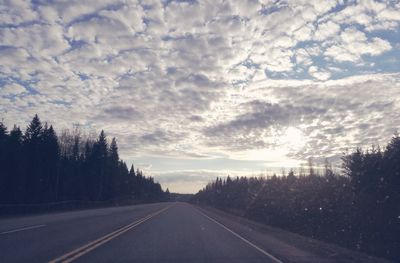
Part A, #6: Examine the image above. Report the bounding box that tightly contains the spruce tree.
[0,122,8,202]
[42,124,60,201]
[24,115,44,202]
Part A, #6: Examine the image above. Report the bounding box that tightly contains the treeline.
[0,115,169,205]
[193,136,400,261]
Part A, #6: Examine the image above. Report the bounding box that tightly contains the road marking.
[197,208,284,263]
[49,205,172,263]
[0,224,46,235]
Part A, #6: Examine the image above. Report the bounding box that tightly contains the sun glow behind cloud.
[232,127,306,167]
[280,127,307,151]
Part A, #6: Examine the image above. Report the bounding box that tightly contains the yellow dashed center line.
[49,205,172,263]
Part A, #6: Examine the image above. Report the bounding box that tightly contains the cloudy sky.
[1,0,400,193]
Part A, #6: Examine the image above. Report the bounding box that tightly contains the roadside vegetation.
[0,115,169,212]
[193,136,400,261]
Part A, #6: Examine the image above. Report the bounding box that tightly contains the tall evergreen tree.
[42,124,60,201]
[107,137,119,199]
[92,130,108,200]
[0,122,8,202]
[1,115,168,211]
[0,122,7,140]
[6,126,23,203]
[24,114,42,141]
[23,115,45,202]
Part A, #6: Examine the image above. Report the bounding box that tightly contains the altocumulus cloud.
[0,0,399,192]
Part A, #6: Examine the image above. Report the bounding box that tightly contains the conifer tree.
[1,115,169,210]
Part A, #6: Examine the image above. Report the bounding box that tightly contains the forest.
[0,114,169,209]
[193,136,400,261]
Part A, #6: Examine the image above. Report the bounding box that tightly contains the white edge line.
[197,208,284,263]
[0,224,46,235]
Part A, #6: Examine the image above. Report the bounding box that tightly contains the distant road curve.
[0,202,391,263]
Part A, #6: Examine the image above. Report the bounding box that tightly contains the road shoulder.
[194,204,392,263]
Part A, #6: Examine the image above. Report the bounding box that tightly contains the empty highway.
[0,202,391,263]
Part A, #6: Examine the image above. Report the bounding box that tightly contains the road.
[0,202,391,263]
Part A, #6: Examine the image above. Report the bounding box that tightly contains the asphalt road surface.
[0,202,391,263]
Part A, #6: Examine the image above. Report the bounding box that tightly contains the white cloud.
[313,21,340,41]
[0,0,38,25]
[205,73,400,162]
[324,28,392,62]
[0,83,26,96]
[295,49,313,66]
[377,8,400,21]
[365,20,399,32]
[0,0,399,192]
[292,23,314,41]
[328,0,400,33]
[308,66,331,81]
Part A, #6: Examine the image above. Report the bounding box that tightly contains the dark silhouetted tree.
[1,115,169,208]
[193,138,400,261]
